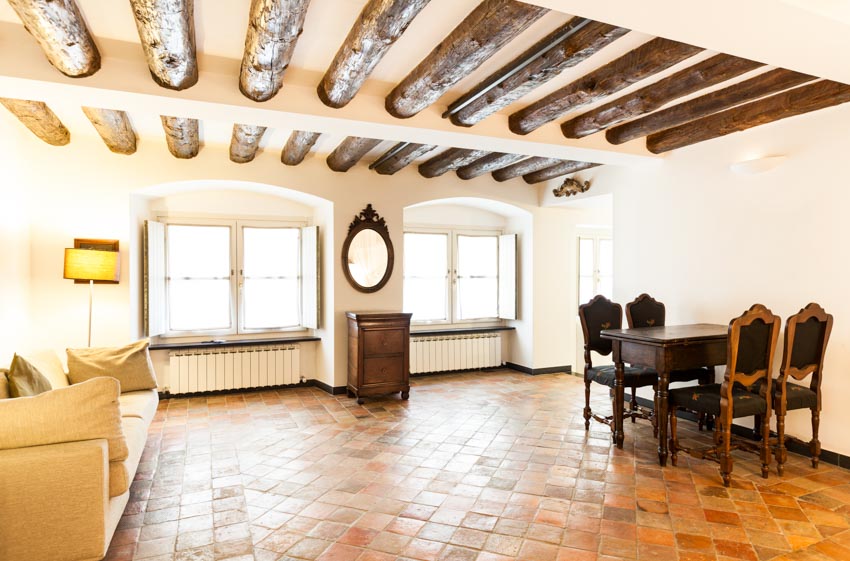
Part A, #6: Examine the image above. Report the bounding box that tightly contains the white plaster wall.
[547,102,850,456]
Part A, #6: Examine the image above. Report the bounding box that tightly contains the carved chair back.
[626,293,666,328]
[779,303,833,396]
[578,295,622,368]
[723,304,780,403]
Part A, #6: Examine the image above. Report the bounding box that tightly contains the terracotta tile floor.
[106,370,850,561]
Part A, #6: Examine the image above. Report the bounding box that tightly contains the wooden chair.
[579,295,658,434]
[772,303,833,474]
[626,294,716,433]
[668,304,780,486]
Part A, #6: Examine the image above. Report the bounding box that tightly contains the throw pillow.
[17,350,69,389]
[67,339,158,393]
[7,354,52,397]
[0,368,9,399]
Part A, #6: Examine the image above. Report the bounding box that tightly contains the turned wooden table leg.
[656,369,670,466]
[613,343,626,448]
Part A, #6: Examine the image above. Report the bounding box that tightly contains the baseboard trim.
[159,380,311,399]
[506,362,572,376]
[633,396,850,469]
[310,379,347,395]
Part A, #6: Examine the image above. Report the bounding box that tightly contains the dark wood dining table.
[600,323,728,466]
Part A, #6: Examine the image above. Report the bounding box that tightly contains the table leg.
[613,358,625,449]
[656,369,670,466]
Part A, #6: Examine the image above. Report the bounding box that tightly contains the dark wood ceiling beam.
[561,54,763,139]
[647,80,850,153]
[281,130,321,165]
[373,143,437,175]
[326,136,382,172]
[7,0,100,77]
[230,124,268,163]
[160,116,199,158]
[449,19,628,127]
[509,37,702,135]
[523,161,599,184]
[319,0,431,108]
[82,107,137,154]
[606,68,816,145]
[386,0,548,119]
[0,98,70,146]
[418,147,490,178]
[129,0,198,90]
[492,156,563,182]
[240,0,312,102]
[457,152,526,180]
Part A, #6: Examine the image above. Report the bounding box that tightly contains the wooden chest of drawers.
[346,311,412,404]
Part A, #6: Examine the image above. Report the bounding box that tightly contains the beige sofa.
[0,350,158,561]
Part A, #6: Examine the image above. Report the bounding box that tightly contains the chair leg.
[760,412,771,478]
[652,384,659,438]
[669,406,679,467]
[753,415,763,441]
[630,386,638,423]
[698,413,706,432]
[718,419,733,487]
[583,376,592,431]
[811,407,821,468]
[776,411,787,476]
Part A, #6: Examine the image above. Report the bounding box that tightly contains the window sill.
[149,336,321,351]
[410,326,515,337]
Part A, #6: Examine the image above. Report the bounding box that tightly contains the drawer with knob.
[346,311,411,405]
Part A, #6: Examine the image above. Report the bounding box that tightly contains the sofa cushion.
[0,369,8,399]
[121,416,149,481]
[18,349,69,390]
[7,354,52,397]
[0,377,129,463]
[67,339,158,393]
[119,389,159,426]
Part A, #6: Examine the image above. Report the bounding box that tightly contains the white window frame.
[577,229,613,308]
[404,226,503,326]
[158,214,307,337]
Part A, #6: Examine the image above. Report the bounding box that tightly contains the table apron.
[618,340,727,371]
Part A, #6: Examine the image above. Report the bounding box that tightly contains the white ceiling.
[0,0,848,164]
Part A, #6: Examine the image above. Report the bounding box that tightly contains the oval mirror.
[342,204,394,293]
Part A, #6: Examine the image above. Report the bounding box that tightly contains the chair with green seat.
[579,295,658,437]
[668,304,780,487]
[772,303,833,474]
[626,293,716,433]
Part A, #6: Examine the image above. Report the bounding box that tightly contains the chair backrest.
[626,293,665,328]
[780,303,833,390]
[579,295,622,365]
[724,304,780,395]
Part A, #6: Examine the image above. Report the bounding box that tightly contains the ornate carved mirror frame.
[341,204,394,293]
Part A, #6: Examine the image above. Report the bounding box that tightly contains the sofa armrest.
[0,440,111,561]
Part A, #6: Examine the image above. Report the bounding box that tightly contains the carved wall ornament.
[348,204,387,234]
[553,177,591,197]
[342,204,394,293]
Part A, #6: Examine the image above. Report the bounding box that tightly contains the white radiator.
[410,334,502,375]
[168,345,300,395]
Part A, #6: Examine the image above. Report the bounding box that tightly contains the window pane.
[457,235,497,276]
[599,238,613,277]
[243,227,299,277]
[169,279,231,331]
[404,233,448,322]
[578,238,594,276]
[168,225,230,278]
[579,276,594,306]
[457,278,498,320]
[598,276,613,299]
[243,278,299,329]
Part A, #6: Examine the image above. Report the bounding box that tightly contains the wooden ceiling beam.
[647,80,850,153]
[448,19,628,127]
[386,0,548,119]
[373,142,437,175]
[160,116,199,158]
[457,152,526,180]
[0,98,70,146]
[230,124,268,163]
[129,0,198,90]
[240,0,312,102]
[82,107,137,154]
[492,156,563,182]
[606,68,816,145]
[418,147,490,178]
[319,0,431,108]
[561,54,763,139]
[281,130,321,165]
[509,37,702,135]
[7,0,100,77]
[522,161,599,184]
[327,136,383,172]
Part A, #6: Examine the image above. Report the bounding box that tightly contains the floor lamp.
[63,248,121,347]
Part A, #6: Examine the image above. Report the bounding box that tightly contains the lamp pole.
[88,278,94,347]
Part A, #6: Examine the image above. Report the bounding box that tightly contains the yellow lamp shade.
[63,249,120,282]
